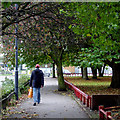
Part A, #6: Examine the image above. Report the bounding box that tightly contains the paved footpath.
[3,77,90,119]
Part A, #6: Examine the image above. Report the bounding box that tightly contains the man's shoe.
[33,103,36,106]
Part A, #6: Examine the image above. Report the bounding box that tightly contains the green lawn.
[64,77,120,96]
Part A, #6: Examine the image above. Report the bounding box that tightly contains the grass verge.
[64,76,120,95]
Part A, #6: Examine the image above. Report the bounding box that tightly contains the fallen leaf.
[112,109,119,112]
[21,111,25,113]
[26,115,30,117]
[113,113,119,117]
[32,114,39,116]
[22,116,26,118]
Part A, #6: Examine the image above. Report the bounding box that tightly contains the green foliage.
[2,2,79,69]
[2,2,20,8]
[2,77,14,98]
[63,47,104,69]
[79,48,105,68]
[2,74,29,98]
[63,2,120,67]
[2,2,120,88]
[18,74,30,87]
[2,3,120,67]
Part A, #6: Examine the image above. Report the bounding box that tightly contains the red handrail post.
[106,111,111,120]
[80,94,82,102]
[87,97,89,107]
[88,96,92,109]
[77,91,79,98]
[83,96,85,104]
[99,105,104,119]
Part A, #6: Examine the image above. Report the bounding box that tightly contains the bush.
[19,74,30,86]
[2,74,30,98]
[2,77,14,98]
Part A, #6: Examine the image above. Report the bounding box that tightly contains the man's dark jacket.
[30,68,44,88]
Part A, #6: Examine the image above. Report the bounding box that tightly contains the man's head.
[35,64,40,68]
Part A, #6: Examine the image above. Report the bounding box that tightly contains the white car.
[44,72,50,77]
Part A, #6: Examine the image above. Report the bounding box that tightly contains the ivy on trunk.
[56,59,66,91]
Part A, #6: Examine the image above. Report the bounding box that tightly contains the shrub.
[2,77,14,98]
[2,74,30,98]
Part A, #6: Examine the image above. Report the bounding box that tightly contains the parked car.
[44,73,50,77]
[40,68,51,77]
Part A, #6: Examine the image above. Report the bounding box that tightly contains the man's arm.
[41,71,44,87]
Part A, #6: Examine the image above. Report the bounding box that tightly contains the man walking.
[30,64,44,106]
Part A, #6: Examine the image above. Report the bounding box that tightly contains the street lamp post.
[15,4,18,100]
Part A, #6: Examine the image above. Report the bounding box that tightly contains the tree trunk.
[56,59,66,91]
[98,64,106,77]
[98,67,103,77]
[81,67,83,78]
[83,67,89,80]
[52,62,56,78]
[91,67,97,79]
[110,63,120,88]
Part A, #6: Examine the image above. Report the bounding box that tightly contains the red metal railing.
[63,73,82,76]
[64,80,92,109]
[99,105,113,120]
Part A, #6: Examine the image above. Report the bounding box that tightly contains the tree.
[62,47,104,79]
[19,14,78,91]
[65,2,120,88]
[2,2,80,91]
[2,2,63,32]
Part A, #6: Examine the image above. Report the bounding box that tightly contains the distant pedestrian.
[29,64,44,106]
